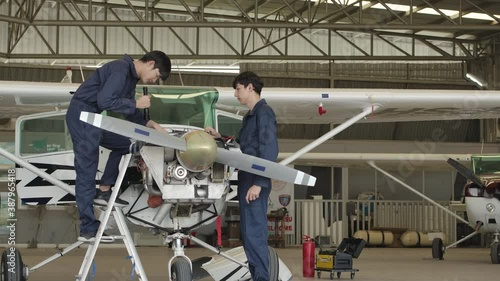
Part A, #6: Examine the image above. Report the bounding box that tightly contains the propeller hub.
[176,130,217,172]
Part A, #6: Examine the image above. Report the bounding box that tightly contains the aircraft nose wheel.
[1,248,27,281]
[491,242,500,264]
[171,259,192,281]
[268,246,279,281]
[431,238,444,260]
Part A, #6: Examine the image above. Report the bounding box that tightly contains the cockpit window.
[109,86,218,129]
[472,155,500,176]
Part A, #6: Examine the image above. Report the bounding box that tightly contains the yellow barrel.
[353,230,393,246]
[400,231,447,247]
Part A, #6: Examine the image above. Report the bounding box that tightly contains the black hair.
[139,50,171,80]
[232,71,264,95]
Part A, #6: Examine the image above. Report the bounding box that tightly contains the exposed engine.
[135,128,229,204]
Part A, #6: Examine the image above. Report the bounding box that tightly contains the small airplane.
[0,82,316,281]
[1,80,500,280]
[430,155,500,263]
[284,151,500,264]
[353,156,500,264]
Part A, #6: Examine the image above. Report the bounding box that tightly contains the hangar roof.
[0,0,499,67]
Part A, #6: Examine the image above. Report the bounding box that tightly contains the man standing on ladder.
[66,51,171,243]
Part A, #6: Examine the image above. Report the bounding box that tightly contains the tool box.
[315,237,366,279]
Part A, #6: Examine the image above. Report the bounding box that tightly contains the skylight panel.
[462,12,498,21]
[417,8,457,16]
[371,3,412,12]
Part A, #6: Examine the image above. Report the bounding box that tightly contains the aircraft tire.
[171,258,192,281]
[268,246,279,281]
[431,238,444,260]
[1,248,26,281]
[491,242,500,264]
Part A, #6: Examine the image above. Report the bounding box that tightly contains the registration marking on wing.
[251,164,266,172]
[134,128,150,136]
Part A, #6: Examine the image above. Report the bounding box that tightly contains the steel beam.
[0,0,497,64]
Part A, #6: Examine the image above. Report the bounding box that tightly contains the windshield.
[471,155,500,175]
[110,86,218,128]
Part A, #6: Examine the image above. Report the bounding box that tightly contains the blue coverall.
[237,99,278,281]
[66,54,148,236]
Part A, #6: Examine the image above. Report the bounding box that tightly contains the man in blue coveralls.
[66,51,171,242]
[205,71,278,281]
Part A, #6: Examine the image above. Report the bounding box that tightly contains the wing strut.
[0,147,74,195]
[367,161,471,226]
[280,105,381,166]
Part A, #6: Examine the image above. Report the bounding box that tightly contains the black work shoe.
[94,189,129,207]
[78,232,115,243]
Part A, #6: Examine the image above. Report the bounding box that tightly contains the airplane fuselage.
[465,197,500,233]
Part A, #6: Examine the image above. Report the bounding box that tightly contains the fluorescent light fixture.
[465,73,487,89]
[83,64,239,74]
[176,65,240,74]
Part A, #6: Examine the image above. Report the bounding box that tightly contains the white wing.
[215,87,500,124]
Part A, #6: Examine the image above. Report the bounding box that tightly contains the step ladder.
[75,154,148,281]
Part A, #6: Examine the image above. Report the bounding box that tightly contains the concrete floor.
[14,245,500,281]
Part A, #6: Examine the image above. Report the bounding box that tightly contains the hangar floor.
[18,246,498,281]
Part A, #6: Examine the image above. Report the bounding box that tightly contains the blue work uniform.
[65,54,148,236]
[237,99,278,281]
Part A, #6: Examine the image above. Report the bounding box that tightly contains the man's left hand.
[246,185,262,204]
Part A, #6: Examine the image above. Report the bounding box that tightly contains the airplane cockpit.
[464,155,500,201]
[472,155,500,176]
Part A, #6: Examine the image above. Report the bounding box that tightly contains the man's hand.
[245,185,262,204]
[204,126,221,139]
[136,95,151,109]
[146,120,168,133]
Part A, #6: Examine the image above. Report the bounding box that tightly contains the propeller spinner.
[79,112,316,186]
[176,130,217,172]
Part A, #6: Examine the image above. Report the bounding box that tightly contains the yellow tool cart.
[315,238,366,279]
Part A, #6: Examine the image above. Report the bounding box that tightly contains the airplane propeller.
[79,112,316,186]
[446,158,486,188]
[79,111,187,151]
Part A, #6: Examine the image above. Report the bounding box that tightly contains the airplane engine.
[121,129,231,232]
[138,129,228,204]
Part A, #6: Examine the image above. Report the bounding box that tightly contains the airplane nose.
[176,130,217,172]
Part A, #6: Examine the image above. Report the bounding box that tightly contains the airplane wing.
[215,87,500,124]
[277,152,471,169]
[1,81,500,124]
[0,81,76,118]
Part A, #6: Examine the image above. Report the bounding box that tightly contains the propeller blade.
[79,112,187,151]
[215,148,316,186]
[447,158,485,188]
[79,112,315,186]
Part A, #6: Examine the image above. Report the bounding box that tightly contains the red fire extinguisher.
[302,234,315,277]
